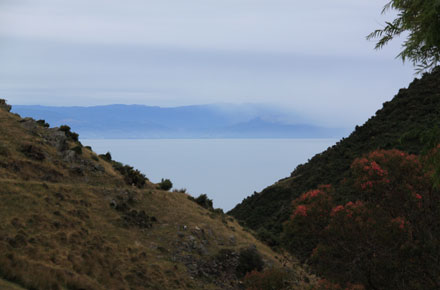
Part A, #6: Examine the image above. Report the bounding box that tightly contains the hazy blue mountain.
[12,104,349,138]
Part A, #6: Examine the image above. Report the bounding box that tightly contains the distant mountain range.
[11,104,349,139]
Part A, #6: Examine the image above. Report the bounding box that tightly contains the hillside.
[11,104,348,139]
[229,67,440,244]
[0,100,313,289]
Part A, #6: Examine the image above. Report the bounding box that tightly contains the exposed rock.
[20,118,38,131]
[44,128,68,151]
[229,235,236,246]
[63,150,77,163]
[0,99,11,112]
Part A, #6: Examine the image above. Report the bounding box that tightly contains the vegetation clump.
[99,152,112,162]
[236,247,264,278]
[112,161,148,188]
[243,268,292,290]
[36,119,50,128]
[189,194,214,210]
[158,178,173,191]
[229,68,440,242]
[368,0,440,71]
[71,145,82,155]
[59,125,79,142]
[0,99,11,112]
[282,149,440,289]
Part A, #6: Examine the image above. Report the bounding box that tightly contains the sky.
[0,0,416,127]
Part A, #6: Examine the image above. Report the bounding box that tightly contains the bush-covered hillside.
[229,67,440,245]
[283,148,440,289]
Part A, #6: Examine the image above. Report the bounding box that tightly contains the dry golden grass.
[0,106,314,289]
[0,278,27,290]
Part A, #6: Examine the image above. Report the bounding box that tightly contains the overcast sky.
[0,0,415,127]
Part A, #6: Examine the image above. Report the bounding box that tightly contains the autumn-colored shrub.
[283,149,440,289]
[244,268,291,290]
[311,201,412,288]
[312,279,365,290]
[282,185,334,260]
[349,149,429,217]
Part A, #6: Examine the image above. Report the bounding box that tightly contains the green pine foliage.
[367,0,440,72]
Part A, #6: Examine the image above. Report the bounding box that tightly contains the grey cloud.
[0,0,415,128]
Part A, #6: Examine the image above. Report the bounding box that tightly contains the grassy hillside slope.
[229,67,440,244]
[0,101,312,289]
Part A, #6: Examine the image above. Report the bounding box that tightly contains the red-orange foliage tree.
[283,149,440,289]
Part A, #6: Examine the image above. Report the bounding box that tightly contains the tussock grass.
[0,106,314,289]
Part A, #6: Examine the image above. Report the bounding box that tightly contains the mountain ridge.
[11,103,349,139]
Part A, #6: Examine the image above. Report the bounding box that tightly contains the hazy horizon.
[1,0,416,129]
[83,138,338,210]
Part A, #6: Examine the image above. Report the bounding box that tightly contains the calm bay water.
[82,139,337,211]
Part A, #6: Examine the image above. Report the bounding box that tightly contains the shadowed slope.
[229,68,440,244]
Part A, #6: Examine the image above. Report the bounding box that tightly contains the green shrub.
[236,247,264,278]
[112,161,147,188]
[172,188,187,193]
[99,152,112,162]
[59,125,79,142]
[190,194,213,210]
[36,119,50,128]
[256,228,280,247]
[71,145,82,155]
[158,178,173,191]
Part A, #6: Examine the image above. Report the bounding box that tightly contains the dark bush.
[0,99,11,112]
[158,178,173,191]
[59,125,79,142]
[256,228,280,247]
[36,119,50,128]
[99,152,112,162]
[85,146,92,150]
[71,145,82,155]
[191,194,213,210]
[236,247,264,278]
[112,161,147,188]
[172,188,187,193]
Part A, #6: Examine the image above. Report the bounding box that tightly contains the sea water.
[82,139,337,211]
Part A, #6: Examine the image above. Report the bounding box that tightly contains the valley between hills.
[1,68,440,289]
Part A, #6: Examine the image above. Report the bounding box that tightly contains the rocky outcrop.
[0,99,11,112]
